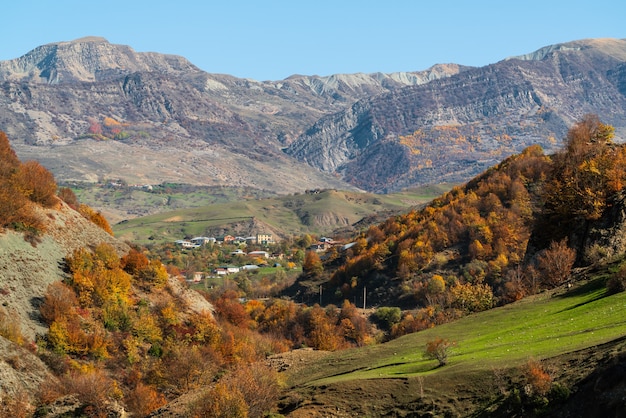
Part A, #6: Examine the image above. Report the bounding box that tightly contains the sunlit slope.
[113,186,451,244]
[290,276,626,387]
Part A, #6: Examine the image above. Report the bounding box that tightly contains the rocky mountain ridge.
[286,38,626,192]
[2,37,626,198]
[0,37,467,195]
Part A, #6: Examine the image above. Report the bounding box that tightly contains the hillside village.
[173,233,343,282]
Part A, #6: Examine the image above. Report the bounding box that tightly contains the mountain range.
[1,37,626,197]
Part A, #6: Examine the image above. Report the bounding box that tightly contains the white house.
[175,240,200,249]
[191,236,216,246]
[248,250,270,258]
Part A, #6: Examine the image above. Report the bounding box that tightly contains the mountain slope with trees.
[291,115,626,324]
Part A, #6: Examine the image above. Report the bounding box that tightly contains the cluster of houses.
[174,233,277,282]
[176,233,349,283]
[174,233,275,250]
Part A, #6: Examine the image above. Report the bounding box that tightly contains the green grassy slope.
[112,186,452,244]
[280,274,626,416]
[293,276,626,386]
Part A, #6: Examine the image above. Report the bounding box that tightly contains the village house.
[175,239,200,249]
[309,237,338,252]
[189,272,204,283]
[248,250,270,259]
[214,265,240,276]
[257,233,274,245]
[191,236,216,246]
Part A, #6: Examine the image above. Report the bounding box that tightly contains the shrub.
[40,282,79,325]
[424,337,455,367]
[191,383,248,418]
[373,306,401,331]
[78,204,113,235]
[0,307,25,345]
[124,382,166,417]
[607,263,626,294]
[524,358,552,396]
[58,187,79,209]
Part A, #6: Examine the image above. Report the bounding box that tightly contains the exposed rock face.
[0,37,464,194]
[0,201,128,340]
[286,38,626,192]
[2,37,626,195]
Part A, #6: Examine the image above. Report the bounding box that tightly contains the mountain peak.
[0,36,199,84]
[67,36,109,43]
[505,38,626,62]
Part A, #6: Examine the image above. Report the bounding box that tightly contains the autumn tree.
[0,131,20,178]
[543,115,623,223]
[17,160,57,207]
[535,239,576,287]
[424,337,455,367]
[303,250,323,276]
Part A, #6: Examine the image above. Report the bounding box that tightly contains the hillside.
[276,273,626,416]
[112,186,451,244]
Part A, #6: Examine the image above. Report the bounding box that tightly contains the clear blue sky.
[2,0,625,81]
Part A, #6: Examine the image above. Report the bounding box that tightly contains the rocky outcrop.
[0,201,129,340]
[286,39,626,192]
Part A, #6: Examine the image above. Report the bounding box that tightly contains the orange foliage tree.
[17,160,57,207]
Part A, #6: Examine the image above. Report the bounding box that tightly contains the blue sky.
[2,1,625,81]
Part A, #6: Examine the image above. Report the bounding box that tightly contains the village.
[173,233,342,283]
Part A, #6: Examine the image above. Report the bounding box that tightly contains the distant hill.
[112,186,451,244]
[3,37,626,207]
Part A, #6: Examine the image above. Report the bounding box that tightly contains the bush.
[524,358,552,396]
[373,306,401,331]
[607,264,626,294]
[424,337,455,367]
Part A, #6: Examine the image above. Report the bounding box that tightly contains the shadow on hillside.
[554,277,608,313]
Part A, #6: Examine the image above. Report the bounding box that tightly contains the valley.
[1,36,626,417]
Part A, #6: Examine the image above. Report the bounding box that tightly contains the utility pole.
[363,286,366,310]
[319,285,322,305]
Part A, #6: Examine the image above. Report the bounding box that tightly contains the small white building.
[191,236,216,246]
[175,240,200,249]
[248,250,270,258]
[241,264,260,270]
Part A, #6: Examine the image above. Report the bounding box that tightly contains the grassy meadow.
[289,275,626,387]
[111,185,453,244]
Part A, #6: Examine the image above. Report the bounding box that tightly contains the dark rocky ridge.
[286,38,626,192]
